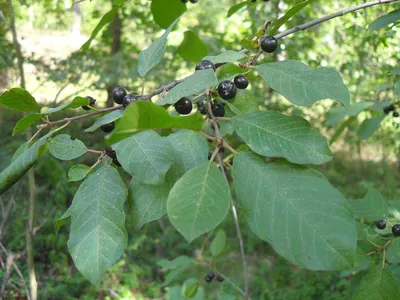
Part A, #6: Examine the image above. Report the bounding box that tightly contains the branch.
[274,0,399,40]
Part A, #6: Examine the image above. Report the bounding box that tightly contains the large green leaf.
[226,90,259,115]
[269,0,314,35]
[387,239,400,264]
[349,186,388,221]
[157,69,218,105]
[256,61,350,107]
[67,167,128,286]
[203,50,247,64]
[80,8,118,51]
[357,117,383,141]
[0,132,52,195]
[232,152,357,270]
[0,88,38,112]
[167,162,231,243]
[49,134,88,161]
[178,31,208,62]
[107,101,204,145]
[353,268,400,300]
[114,130,173,185]
[233,111,332,165]
[151,0,186,29]
[369,9,400,31]
[138,18,179,77]
[84,110,123,133]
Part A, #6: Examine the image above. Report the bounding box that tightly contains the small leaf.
[80,8,118,51]
[45,96,89,114]
[184,280,199,298]
[369,9,400,31]
[157,69,218,105]
[113,130,174,185]
[167,162,230,243]
[151,0,186,29]
[203,50,247,64]
[157,256,195,270]
[227,1,248,18]
[49,134,88,161]
[56,207,72,233]
[13,114,43,135]
[107,101,203,145]
[84,110,123,133]
[256,60,350,107]
[0,88,38,112]
[357,117,383,141]
[353,268,400,299]
[232,152,357,271]
[349,185,388,221]
[138,18,179,77]
[178,31,208,62]
[68,165,91,182]
[226,90,259,115]
[67,166,128,286]
[269,0,314,35]
[233,111,332,165]
[210,229,227,257]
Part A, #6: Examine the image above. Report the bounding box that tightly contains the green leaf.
[157,256,195,270]
[353,268,400,300]
[233,111,332,165]
[269,0,314,35]
[68,165,91,182]
[232,152,357,270]
[80,8,117,51]
[349,186,388,221]
[107,101,204,145]
[256,60,350,107]
[210,229,227,257]
[11,142,29,161]
[227,1,248,18]
[329,117,356,145]
[138,18,179,77]
[357,117,383,141]
[56,207,72,233]
[387,239,400,264]
[84,110,123,133]
[13,114,43,135]
[151,0,186,29]
[0,88,38,112]
[45,96,89,114]
[167,162,231,243]
[0,132,52,195]
[203,50,247,64]
[391,67,400,75]
[178,31,208,62]
[184,279,199,298]
[49,134,88,161]
[67,166,128,286]
[157,69,218,105]
[113,130,174,185]
[395,79,400,95]
[369,9,400,31]
[226,90,259,115]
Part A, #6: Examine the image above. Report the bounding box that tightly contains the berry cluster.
[204,272,224,283]
[376,220,400,236]
[112,87,140,108]
[383,104,399,118]
[105,146,121,167]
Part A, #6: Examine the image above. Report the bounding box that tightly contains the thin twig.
[87,149,103,154]
[200,132,217,141]
[366,239,393,256]
[32,207,56,236]
[0,252,14,299]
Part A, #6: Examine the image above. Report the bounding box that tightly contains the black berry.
[211,103,225,117]
[260,36,278,53]
[113,158,121,167]
[196,101,208,115]
[100,122,115,133]
[190,0,198,3]
[376,220,386,230]
[82,96,96,110]
[234,75,249,89]
[205,275,212,283]
[218,80,237,100]
[195,60,215,72]
[112,87,127,104]
[122,94,139,108]
[383,104,395,114]
[217,275,224,282]
[393,111,399,118]
[208,272,215,280]
[175,97,192,115]
[105,147,117,159]
[393,224,400,236]
[181,0,188,2]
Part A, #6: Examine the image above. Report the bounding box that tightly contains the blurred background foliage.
[0,0,399,299]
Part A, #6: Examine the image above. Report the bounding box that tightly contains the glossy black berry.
[105,147,117,159]
[122,94,139,108]
[100,122,115,133]
[393,111,399,118]
[175,97,192,115]
[211,103,225,117]
[383,104,395,114]
[82,96,96,110]
[217,275,224,282]
[113,158,122,167]
[208,272,215,280]
[376,220,386,230]
[190,0,198,3]
[393,224,400,236]
[205,275,212,283]
[234,75,249,89]
[195,60,215,72]
[218,80,237,101]
[112,87,127,104]
[260,36,278,53]
[196,101,208,115]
